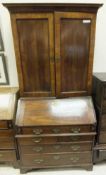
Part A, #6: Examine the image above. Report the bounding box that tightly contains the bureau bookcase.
[3,3,102,173]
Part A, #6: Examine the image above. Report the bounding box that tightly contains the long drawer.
[0,138,15,149]
[17,134,95,145]
[21,125,93,135]
[0,150,16,162]
[21,152,92,167]
[19,141,92,154]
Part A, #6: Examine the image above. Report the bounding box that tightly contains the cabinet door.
[11,13,55,97]
[55,12,96,97]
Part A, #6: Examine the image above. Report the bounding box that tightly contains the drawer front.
[99,132,106,143]
[20,142,92,154]
[17,135,94,145]
[21,152,92,167]
[0,150,16,162]
[0,121,8,129]
[100,114,106,131]
[0,121,12,129]
[21,125,93,135]
[0,138,15,149]
[0,129,14,138]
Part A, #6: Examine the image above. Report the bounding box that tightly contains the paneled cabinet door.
[11,13,55,97]
[55,12,96,97]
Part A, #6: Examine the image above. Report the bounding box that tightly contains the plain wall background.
[0,0,106,87]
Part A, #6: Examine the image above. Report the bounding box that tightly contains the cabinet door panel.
[12,13,55,97]
[55,12,96,97]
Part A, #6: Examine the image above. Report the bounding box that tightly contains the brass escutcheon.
[33,128,43,135]
[32,138,42,143]
[33,146,43,152]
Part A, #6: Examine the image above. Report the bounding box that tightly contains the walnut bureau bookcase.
[3,3,102,173]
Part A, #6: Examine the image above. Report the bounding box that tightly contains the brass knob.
[33,128,43,135]
[0,154,3,157]
[70,157,79,163]
[32,138,42,143]
[53,155,60,160]
[33,146,43,152]
[52,128,60,134]
[71,127,81,133]
[71,145,80,151]
[34,159,44,164]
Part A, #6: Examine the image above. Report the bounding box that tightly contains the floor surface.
[0,164,106,175]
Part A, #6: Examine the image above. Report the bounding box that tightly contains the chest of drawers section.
[15,97,96,173]
[0,120,17,166]
[0,93,18,167]
[92,73,106,163]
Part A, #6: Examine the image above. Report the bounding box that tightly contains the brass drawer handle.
[32,138,42,143]
[33,146,43,152]
[33,128,43,135]
[71,127,81,133]
[70,157,79,163]
[53,155,60,160]
[53,145,61,150]
[34,159,44,164]
[71,136,79,141]
[71,145,80,151]
[52,128,61,134]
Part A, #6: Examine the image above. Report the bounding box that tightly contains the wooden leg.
[86,165,93,171]
[13,161,19,169]
[20,168,28,174]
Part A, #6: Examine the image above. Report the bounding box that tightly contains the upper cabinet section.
[3,3,102,97]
